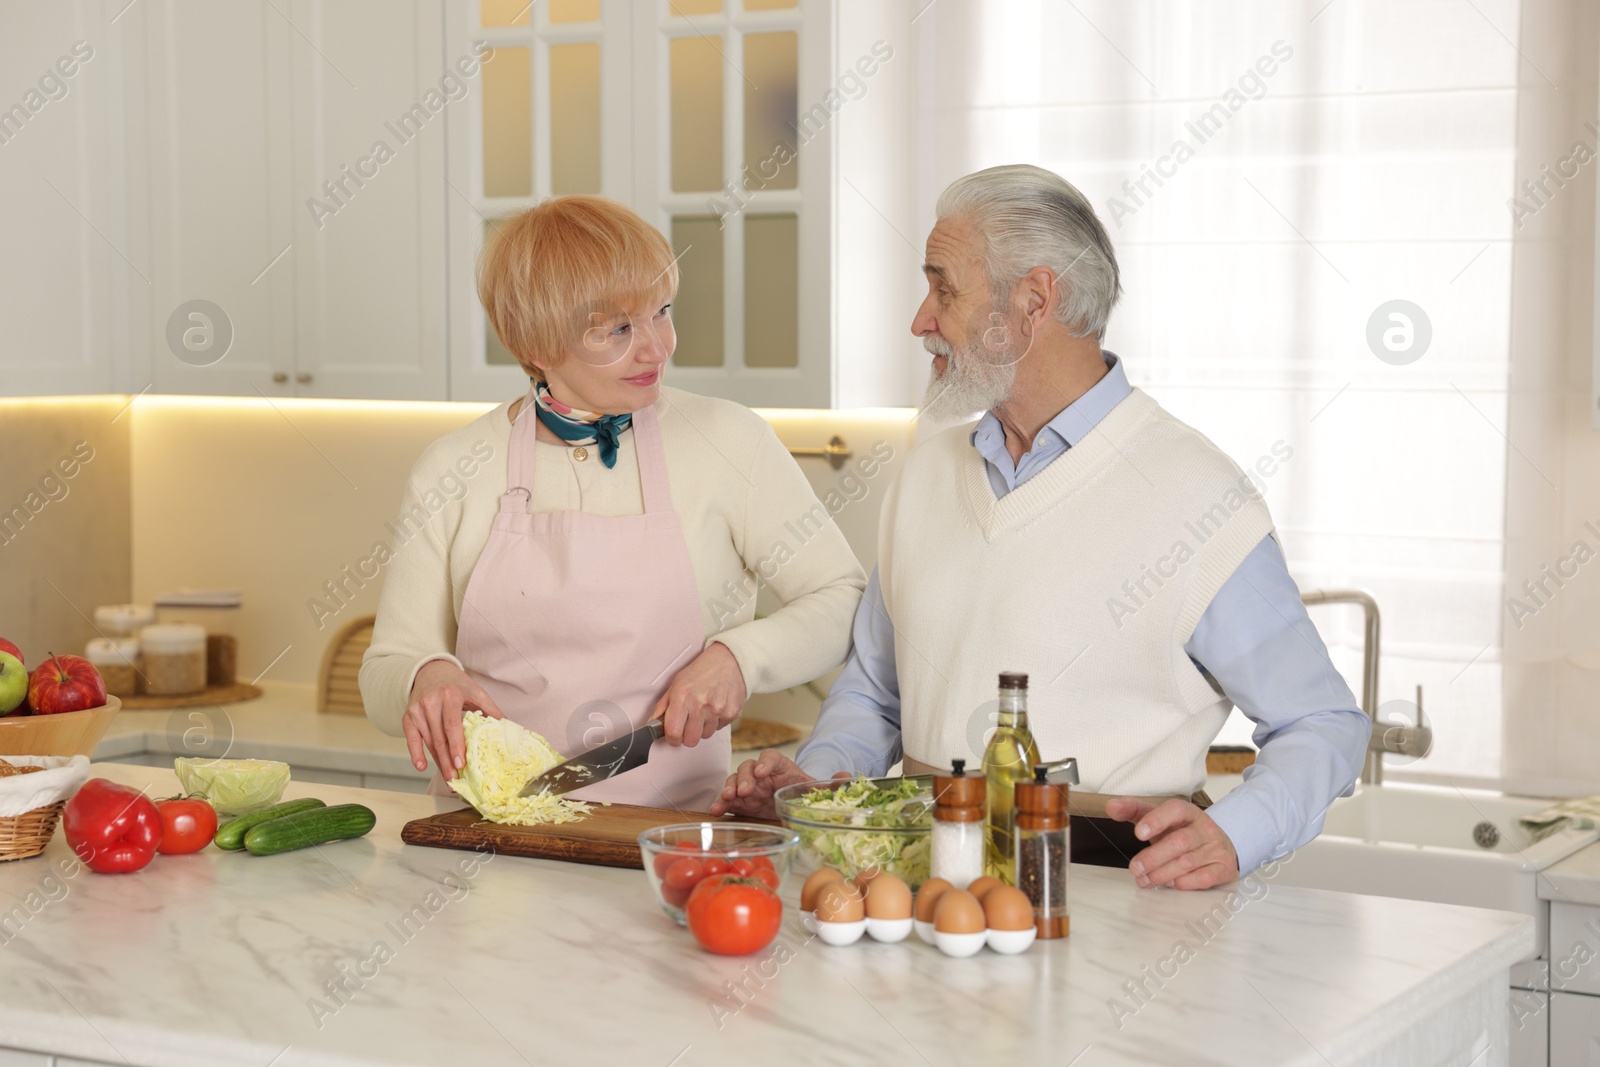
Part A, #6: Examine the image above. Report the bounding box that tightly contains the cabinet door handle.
[296,373,313,385]
[272,372,289,384]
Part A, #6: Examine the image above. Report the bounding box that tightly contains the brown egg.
[982,886,1035,932]
[854,866,883,893]
[815,879,865,924]
[933,889,985,935]
[966,875,1003,902]
[863,872,912,920]
[801,867,845,912]
[913,878,953,923]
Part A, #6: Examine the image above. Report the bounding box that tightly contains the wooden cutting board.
[399,804,776,870]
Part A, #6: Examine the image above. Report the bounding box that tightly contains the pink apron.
[435,392,730,810]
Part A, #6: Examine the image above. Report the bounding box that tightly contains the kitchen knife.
[517,719,665,798]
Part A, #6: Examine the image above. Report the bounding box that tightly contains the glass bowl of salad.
[774,776,934,889]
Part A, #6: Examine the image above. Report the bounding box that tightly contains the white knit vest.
[880,388,1277,796]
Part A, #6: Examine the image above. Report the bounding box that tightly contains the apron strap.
[632,404,673,515]
[503,388,540,512]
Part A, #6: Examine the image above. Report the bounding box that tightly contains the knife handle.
[646,719,666,742]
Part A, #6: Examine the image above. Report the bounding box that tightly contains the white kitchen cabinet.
[362,772,431,793]
[0,1,122,397]
[289,766,363,787]
[1553,990,1600,1064]
[286,0,447,400]
[133,0,444,400]
[1510,988,1549,1067]
[1552,902,1600,997]
[134,0,294,398]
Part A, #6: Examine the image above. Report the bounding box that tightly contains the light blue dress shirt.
[794,354,1371,876]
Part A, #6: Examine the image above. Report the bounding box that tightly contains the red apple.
[27,653,107,715]
[0,638,21,666]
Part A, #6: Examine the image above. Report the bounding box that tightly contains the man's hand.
[1105,797,1240,890]
[651,642,748,748]
[709,749,847,820]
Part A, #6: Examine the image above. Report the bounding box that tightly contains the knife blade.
[517,719,665,798]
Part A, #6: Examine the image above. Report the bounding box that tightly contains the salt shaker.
[931,759,986,890]
[1014,764,1070,938]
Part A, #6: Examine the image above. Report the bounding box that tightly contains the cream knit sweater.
[360,387,867,737]
[880,388,1276,797]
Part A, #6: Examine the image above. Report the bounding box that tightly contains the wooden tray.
[400,804,774,869]
[116,682,263,710]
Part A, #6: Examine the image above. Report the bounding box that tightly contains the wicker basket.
[0,756,89,861]
[0,799,67,861]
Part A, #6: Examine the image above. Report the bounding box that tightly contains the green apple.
[0,652,26,714]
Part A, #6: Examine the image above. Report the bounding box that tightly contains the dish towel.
[1519,796,1600,844]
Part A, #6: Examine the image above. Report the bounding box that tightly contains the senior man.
[712,164,1370,891]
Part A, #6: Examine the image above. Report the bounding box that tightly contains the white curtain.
[914,0,1600,790]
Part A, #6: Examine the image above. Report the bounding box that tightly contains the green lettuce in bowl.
[774,776,933,888]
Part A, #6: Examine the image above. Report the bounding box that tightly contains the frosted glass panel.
[481,0,531,26]
[671,216,724,368]
[550,43,601,195]
[743,32,797,191]
[549,0,600,22]
[744,213,797,369]
[670,36,723,192]
[743,0,797,10]
[669,0,723,14]
[484,218,521,367]
[483,47,532,197]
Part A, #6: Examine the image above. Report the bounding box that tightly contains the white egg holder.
[802,911,1037,956]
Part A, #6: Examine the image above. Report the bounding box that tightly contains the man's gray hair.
[936,164,1122,339]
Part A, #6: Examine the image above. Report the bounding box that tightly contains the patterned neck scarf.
[529,379,633,468]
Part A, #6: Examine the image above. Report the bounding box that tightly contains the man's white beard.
[921,321,1019,421]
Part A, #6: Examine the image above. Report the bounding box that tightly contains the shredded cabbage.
[448,712,593,826]
[789,777,931,885]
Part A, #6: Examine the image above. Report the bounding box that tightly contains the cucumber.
[214,798,327,851]
[243,803,377,856]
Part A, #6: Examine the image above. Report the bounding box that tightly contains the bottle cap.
[998,671,1028,690]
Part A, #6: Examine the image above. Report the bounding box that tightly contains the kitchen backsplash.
[1,395,917,714]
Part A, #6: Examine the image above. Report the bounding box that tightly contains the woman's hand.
[651,642,747,748]
[404,660,505,780]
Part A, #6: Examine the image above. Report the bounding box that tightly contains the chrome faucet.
[1299,589,1431,785]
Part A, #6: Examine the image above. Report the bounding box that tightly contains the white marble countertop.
[1539,842,1600,906]
[0,763,1533,1067]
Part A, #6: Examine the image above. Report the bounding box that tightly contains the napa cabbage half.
[448,712,593,825]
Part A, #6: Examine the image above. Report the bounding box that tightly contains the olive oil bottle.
[982,671,1040,883]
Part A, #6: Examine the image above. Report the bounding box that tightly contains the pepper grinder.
[1014,764,1070,938]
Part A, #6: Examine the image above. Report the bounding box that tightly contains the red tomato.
[660,856,704,907]
[747,855,775,871]
[729,858,755,877]
[653,852,678,878]
[155,798,218,855]
[686,875,783,956]
[701,857,730,878]
[750,866,781,891]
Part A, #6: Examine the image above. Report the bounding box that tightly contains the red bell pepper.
[63,778,163,873]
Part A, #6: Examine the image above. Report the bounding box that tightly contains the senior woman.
[360,196,865,810]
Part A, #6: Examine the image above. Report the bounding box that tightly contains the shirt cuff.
[1205,783,1295,878]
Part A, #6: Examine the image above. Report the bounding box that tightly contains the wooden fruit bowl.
[0,697,122,758]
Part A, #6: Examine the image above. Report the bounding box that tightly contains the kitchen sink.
[1258,782,1597,955]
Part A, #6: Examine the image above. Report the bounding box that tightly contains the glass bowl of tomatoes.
[638,822,799,926]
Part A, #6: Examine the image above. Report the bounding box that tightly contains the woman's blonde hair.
[477,196,679,378]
